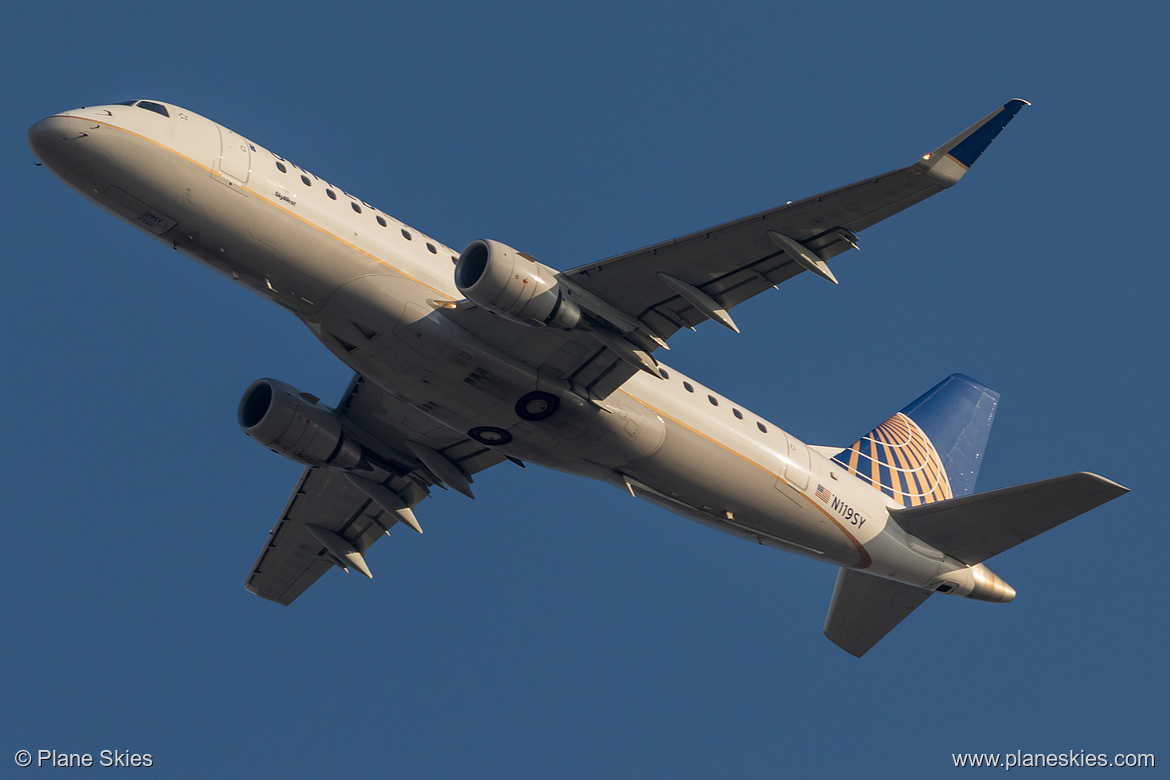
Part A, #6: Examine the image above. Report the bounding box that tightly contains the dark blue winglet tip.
[948,98,1030,168]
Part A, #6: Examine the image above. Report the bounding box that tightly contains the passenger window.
[427,243,438,254]
[733,409,743,419]
[401,229,412,240]
[708,395,718,406]
[137,101,170,117]
[351,202,362,214]
[326,189,337,200]
[683,382,694,393]
[276,161,287,173]
[757,422,768,433]
[376,216,387,227]
[301,175,311,186]
[658,368,670,380]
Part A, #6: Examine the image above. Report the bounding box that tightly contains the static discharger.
[305,524,373,578]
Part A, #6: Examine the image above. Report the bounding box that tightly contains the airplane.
[28,98,1127,656]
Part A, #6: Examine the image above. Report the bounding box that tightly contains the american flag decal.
[815,484,832,503]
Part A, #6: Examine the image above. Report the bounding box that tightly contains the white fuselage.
[29,101,1008,599]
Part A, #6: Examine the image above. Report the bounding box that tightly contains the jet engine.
[455,239,581,329]
[238,378,363,470]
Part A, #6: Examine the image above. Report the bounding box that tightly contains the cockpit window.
[136,101,170,118]
[115,100,137,106]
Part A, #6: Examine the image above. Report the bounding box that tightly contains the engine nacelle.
[238,378,363,470]
[455,239,581,328]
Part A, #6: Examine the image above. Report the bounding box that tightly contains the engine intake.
[238,378,363,470]
[455,239,581,329]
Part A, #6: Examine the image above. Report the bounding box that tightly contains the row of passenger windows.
[112,104,449,262]
[271,158,449,258]
[657,368,769,433]
[112,101,448,259]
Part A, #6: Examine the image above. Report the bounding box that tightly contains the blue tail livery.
[833,375,1000,506]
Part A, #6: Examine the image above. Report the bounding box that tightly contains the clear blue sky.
[4,1,1164,776]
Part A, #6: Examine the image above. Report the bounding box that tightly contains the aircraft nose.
[29,114,91,174]
[29,115,70,151]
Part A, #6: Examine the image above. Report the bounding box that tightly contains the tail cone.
[969,563,1016,603]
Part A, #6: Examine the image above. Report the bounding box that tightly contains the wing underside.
[245,374,506,605]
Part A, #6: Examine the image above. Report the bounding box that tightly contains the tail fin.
[824,375,1128,658]
[832,374,999,506]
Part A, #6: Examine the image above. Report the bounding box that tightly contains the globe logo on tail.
[833,412,951,506]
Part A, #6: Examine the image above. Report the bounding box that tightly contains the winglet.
[917,98,1029,186]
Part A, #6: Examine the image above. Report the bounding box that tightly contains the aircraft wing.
[244,374,507,605]
[442,100,1027,400]
[565,99,1028,331]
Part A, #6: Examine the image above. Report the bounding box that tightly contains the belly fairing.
[307,273,669,480]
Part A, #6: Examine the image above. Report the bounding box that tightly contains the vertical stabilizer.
[833,375,999,506]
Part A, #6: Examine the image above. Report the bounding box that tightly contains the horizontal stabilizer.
[891,472,1128,565]
[823,569,932,657]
